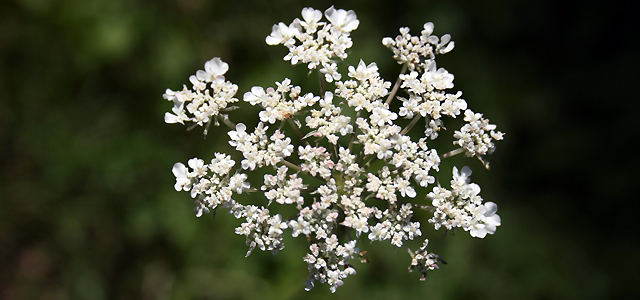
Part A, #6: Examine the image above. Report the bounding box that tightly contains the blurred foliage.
[1,0,639,299]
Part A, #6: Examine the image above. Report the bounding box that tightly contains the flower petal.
[164,112,182,124]
[172,162,187,178]
[484,201,498,216]
[205,57,229,76]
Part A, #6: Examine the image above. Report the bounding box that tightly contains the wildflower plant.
[163,6,504,293]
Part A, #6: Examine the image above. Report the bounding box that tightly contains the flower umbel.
[163,6,504,293]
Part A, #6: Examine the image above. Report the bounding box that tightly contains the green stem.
[348,111,361,152]
[318,70,326,96]
[477,155,491,170]
[406,246,415,257]
[288,119,310,146]
[440,148,465,159]
[400,115,422,136]
[385,64,408,106]
[220,114,236,129]
[281,159,303,172]
[332,143,339,161]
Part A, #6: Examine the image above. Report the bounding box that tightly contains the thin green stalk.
[440,148,464,159]
[281,159,303,172]
[400,115,422,136]
[288,119,310,146]
[318,70,326,96]
[385,64,408,106]
[220,114,236,129]
[348,111,361,152]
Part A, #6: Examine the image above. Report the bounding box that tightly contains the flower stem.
[406,246,415,257]
[400,115,422,136]
[288,119,310,146]
[318,70,326,96]
[286,211,300,222]
[348,111,361,152]
[477,155,491,170]
[440,148,464,159]
[281,159,303,172]
[220,114,236,129]
[385,64,408,106]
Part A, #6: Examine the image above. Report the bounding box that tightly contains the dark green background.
[2,0,638,299]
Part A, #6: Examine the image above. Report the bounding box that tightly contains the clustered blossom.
[408,239,446,281]
[382,22,455,71]
[454,109,504,160]
[397,62,467,120]
[334,60,393,122]
[227,122,294,170]
[243,78,319,124]
[172,154,249,217]
[234,205,288,257]
[303,235,360,293]
[428,166,502,238]
[163,6,505,293]
[163,58,239,135]
[266,6,360,82]
[262,165,305,207]
[367,203,422,248]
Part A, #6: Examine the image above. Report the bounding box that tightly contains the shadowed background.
[2,0,638,299]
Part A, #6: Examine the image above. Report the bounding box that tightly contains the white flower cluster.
[262,165,305,207]
[163,6,505,293]
[163,58,239,135]
[303,235,359,293]
[428,166,501,238]
[408,239,445,281]
[244,78,319,124]
[234,205,288,257]
[334,60,392,112]
[228,122,294,170]
[397,63,467,120]
[382,23,455,71]
[367,202,422,247]
[171,154,249,217]
[454,109,505,159]
[266,6,359,82]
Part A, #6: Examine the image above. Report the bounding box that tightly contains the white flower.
[423,61,454,91]
[370,107,398,126]
[229,173,250,194]
[163,57,239,134]
[470,202,501,238]
[454,109,504,158]
[188,158,207,177]
[196,57,229,82]
[327,270,344,292]
[172,162,191,191]
[396,177,417,198]
[320,62,341,83]
[422,22,434,37]
[266,21,302,45]
[400,71,426,95]
[324,6,359,33]
[243,86,266,105]
[300,7,323,33]
[189,75,206,91]
[259,107,277,124]
[348,60,378,81]
[452,165,472,184]
[227,123,248,147]
[164,103,189,124]
[165,7,504,292]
